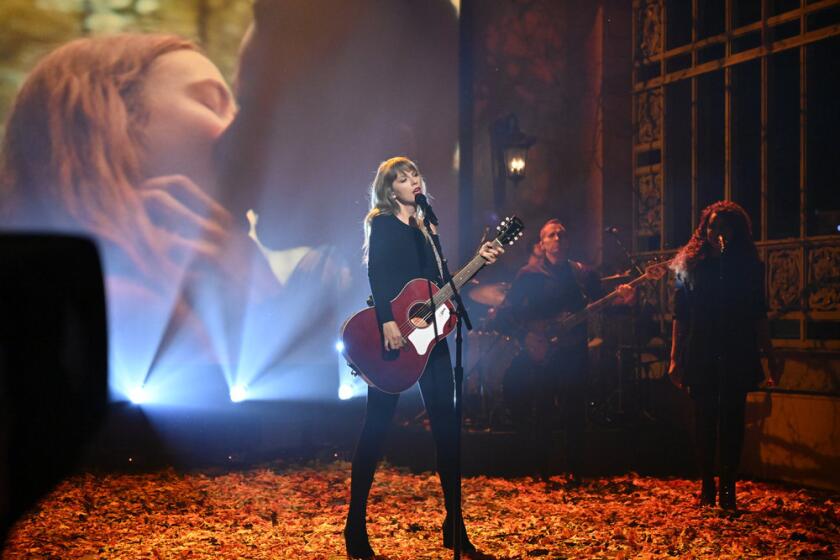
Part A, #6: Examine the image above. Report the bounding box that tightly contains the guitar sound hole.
[408,303,431,328]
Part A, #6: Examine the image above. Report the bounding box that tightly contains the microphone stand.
[424,213,471,560]
[606,228,644,277]
[605,228,645,421]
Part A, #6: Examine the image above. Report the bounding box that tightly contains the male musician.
[497,219,632,486]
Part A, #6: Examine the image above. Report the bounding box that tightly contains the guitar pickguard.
[406,304,451,355]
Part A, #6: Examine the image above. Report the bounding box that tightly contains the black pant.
[347,342,459,529]
[503,346,587,478]
[690,384,748,480]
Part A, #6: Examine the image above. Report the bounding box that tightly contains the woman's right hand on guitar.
[382,321,406,351]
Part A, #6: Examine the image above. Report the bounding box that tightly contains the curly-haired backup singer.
[669,200,781,510]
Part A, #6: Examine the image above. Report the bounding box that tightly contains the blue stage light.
[128,386,148,405]
[338,383,354,400]
[230,384,247,403]
[335,340,345,353]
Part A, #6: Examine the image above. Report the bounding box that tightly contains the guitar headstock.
[494,216,525,246]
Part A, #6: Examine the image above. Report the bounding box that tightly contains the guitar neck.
[434,240,499,305]
[585,270,652,315]
[559,269,657,331]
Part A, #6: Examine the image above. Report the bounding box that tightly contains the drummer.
[495,219,633,486]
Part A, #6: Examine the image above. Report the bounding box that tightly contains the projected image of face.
[141,50,237,197]
[0,34,283,405]
[2,1,460,407]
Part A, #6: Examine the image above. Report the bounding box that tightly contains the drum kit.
[462,270,667,429]
[462,280,514,428]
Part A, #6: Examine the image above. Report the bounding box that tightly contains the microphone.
[605,226,619,235]
[414,194,439,226]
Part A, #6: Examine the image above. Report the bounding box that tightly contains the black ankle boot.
[719,473,737,511]
[699,477,716,507]
[344,521,375,559]
[442,515,477,553]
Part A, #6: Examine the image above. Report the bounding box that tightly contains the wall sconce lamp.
[490,113,535,209]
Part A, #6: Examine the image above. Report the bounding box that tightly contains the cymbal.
[467,282,509,307]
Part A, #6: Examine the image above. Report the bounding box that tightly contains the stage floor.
[4,462,838,559]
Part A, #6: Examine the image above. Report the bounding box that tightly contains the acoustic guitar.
[341,216,524,393]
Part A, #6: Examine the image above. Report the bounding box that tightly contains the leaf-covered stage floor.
[4,462,838,559]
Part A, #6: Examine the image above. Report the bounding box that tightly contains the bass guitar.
[522,260,671,362]
[341,216,524,393]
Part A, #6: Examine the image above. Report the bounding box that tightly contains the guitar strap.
[424,231,448,339]
[427,233,446,284]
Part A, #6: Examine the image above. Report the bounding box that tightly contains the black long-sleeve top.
[368,213,441,325]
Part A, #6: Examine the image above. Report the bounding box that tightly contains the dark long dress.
[674,253,766,486]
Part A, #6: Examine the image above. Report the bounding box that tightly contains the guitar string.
[394,257,478,336]
[395,274,463,336]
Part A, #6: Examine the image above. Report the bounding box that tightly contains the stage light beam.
[230,384,248,403]
[335,340,345,353]
[129,386,148,405]
[338,383,354,400]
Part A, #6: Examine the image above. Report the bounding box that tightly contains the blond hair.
[362,156,430,263]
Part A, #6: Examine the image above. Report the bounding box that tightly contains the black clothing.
[497,258,603,478]
[368,213,441,325]
[347,343,460,540]
[347,213,467,552]
[674,252,766,506]
[503,348,588,478]
[500,258,603,348]
[674,255,766,393]
[692,384,748,506]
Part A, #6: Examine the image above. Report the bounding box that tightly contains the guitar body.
[341,278,457,394]
[522,314,587,363]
